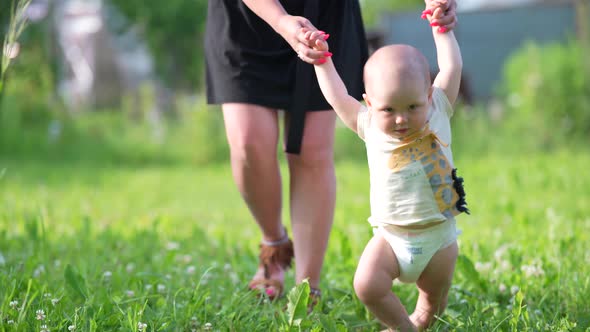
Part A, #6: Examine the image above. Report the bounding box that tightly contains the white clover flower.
[204,322,213,331]
[165,242,180,251]
[145,284,153,291]
[223,263,232,272]
[103,271,113,279]
[51,298,59,306]
[36,309,46,320]
[138,322,147,331]
[125,290,135,297]
[7,319,15,324]
[126,263,135,273]
[183,255,192,263]
[44,293,52,298]
[186,266,196,275]
[165,274,172,280]
[68,325,75,331]
[157,284,166,293]
[521,264,545,278]
[40,324,49,332]
[33,265,46,278]
[9,300,18,309]
[510,285,520,295]
[53,260,61,268]
[498,283,507,293]
[474,262,492,273]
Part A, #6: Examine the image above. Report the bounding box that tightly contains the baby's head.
[363,44,433,139]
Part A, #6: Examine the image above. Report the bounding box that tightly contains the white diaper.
[375,219,459,283]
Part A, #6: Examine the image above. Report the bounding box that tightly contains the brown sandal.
[308,287,321,312]
[248,231,294,300]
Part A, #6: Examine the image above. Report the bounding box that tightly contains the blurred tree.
[576,0,589,76]
[107,0,207,93]
[361,0,423,27]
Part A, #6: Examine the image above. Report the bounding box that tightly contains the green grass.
[1,144,589,331]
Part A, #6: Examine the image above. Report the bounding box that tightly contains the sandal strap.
[309,287,321,297]
[261,232,290,246]
[259,232,294,275]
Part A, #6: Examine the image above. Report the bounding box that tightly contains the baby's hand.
[303,29,330,53]
[422,0,450,33]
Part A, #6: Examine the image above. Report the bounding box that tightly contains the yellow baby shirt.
[357,87,468,227]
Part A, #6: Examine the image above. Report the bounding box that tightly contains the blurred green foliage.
[108,0,207,92]
[499,39,590,148]
[360,0,424,27]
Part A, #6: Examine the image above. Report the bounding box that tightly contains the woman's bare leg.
[285,110,336,289]
[222,103,286,286]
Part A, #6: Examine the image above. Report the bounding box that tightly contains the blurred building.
[376,0,579,102]
[27,0,159,111]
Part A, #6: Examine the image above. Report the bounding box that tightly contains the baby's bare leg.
[410,241,458,330]
[354,234,416,332]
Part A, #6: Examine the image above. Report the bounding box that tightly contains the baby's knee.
[353,272,384,304]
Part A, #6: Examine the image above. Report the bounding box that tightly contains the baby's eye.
[383,107,393,113]
[408,104,418,111]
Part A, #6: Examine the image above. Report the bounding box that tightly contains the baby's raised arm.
[306,30,363,133]
[427,4,463,105]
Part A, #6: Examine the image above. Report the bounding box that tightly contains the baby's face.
[364,75,432,140]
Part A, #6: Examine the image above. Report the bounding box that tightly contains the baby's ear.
[362,93,371,107]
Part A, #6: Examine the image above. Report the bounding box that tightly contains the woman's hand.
[275,14,330,64]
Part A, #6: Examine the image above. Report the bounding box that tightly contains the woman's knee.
[286,139,334,169]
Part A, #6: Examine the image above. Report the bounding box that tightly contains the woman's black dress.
[205,0,368,153]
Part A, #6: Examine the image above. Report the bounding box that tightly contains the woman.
[204,0,457,303]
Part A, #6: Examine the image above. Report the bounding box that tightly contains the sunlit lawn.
[1,148,589,331]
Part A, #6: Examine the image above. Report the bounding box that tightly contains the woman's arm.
[242,0,327,64]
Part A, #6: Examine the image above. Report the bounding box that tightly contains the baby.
[307,3,468,331]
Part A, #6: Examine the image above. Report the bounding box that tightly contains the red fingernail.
[421,13,428,19]
[318,58,327,64]
[422,9,432,15]
[318,30,325,34]
[324,52,333,57]
[438,26,447,33]
[323,33,330,40]
[430,22,440,27]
